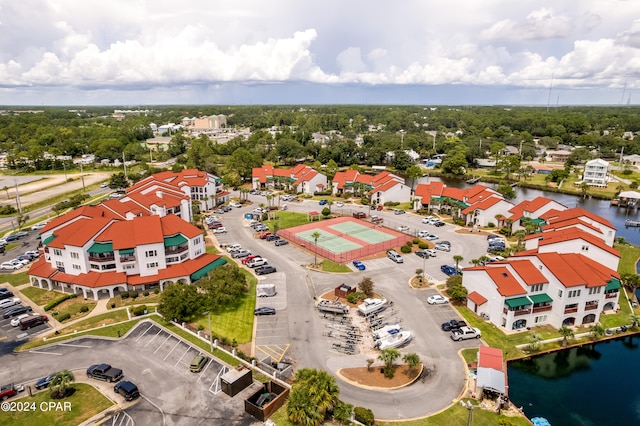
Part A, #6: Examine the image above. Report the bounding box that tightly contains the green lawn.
[0,271,29,287]
[51,298,97,323]
[320,260,352,273]
[615,242,640,275]
[192,268,257,344]
[107,291,161,309]
[20,286,64,306]
[267,212,310,230]
[206,245,220,254]
[3,383,114,426]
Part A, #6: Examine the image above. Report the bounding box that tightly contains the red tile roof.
[535,228,619,257]
[461,196,506,214]
[370,179,402,194]
[485,267,528,296]
[48,217,114,249]
[478,346,503,371]
[332,169,359,189]
[442,186,466,201]
[252,165,274,183]
[101,199,149,218]
[541,207,614,230]
[468,291,488,305]
[540,218,603,234]
[160,214,202,239]
[95,216,164,249]
[414,182,444,205]
[27,257,57,278]
[508,260,548,285]
[536,252,618,288]
[127,253,222,285]
[40,205,118,234]
[508,196,561,221]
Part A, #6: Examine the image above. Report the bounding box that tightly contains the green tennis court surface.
[328,222,395,244]
[296,229,363,254]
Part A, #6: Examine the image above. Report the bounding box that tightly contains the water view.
[508,337,640,426]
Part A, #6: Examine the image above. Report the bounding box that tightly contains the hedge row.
[44,293,77,311]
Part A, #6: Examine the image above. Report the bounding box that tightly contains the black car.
[274,239,289,247]
[433,221,445,227]
[255,265,277,275]
[265,234,280,242]
[0,287,8,293]
[35,374,55,390]
[5,234,19,242]
[441,319,467,331]
[114,381,140,401]
[254,307,276,316]
[0,291,14,301]
[3,305,32,319]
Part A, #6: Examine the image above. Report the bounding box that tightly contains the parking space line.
[196,355,213,383]
[164,339,182,360]
[144,329,163,348]
[28,350,62,356]
[255,344,290,362]
[153,334,172,354]
[135,323,155,342]
[174,346,192,368]
[58,343,92,348]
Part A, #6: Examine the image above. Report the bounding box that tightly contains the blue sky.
[1,0,639,105]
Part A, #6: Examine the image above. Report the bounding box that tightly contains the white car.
[229,202,241,208]
[11,313,31,327]
[247,258,268,268]
[421,216,435,224]
[212,227,227,234]
[253,208,265,214]
[427,295,450,305]
[100,182,109,188]
[0,297,21,310]
[31,223,47,230]
[11,258,29,267]
[0,262,19,270]
[487,255,505,262]
[418,230,430,238]
[336,202,344,208]
[397,225,410,232]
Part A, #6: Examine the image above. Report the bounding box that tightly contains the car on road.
[0,297,21,310]
[35,373,56,390]
[423,234,439,241]
[255,265,277,275]
[394,209,406,215]
[352,260,366,270]
[441,319,467,331]
[274,239,289,247]
[114,381,140,401]
[319,199,328,205]
[212,227,227,234]
[434,243,451,252]
[421,216,435,224]
[440,265,459,276]
[265,234,281,242]
[415,250,436,258]
[247,258,268,268]
[336,202,344,208]
[3,305,32,319]
[451,326,482,341]
[11,313,32,327]
[0,262,20,270]
[231,249,251,258]
[397,225,410,232]
[254,307,276,316]
[434,221,446,227]
[427,295,450,305]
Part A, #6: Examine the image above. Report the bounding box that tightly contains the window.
[558,290,563,298]
[145,250,157,258]
[72,264,81,270]
[146,262,158,268]
[71,252,80,259]
[531,284,544,292]
[55,261,64,268]
[581,245,589,251]
[53,249,62,256]
[194,237,201,245]
[180,253,188,261]
[568,289,581,298]
[588,287,602,295]
[91,264,100,270]
[194,249,202,257]
[101,264,116,270]
[166,256,179,263]
[534,315,547,324]
[123,264,135,270]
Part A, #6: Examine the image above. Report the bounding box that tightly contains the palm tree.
[470,258,480,267]
[453,255,463,271]
[403,353,421,377]
[378,347,401,377]
[287,388,323,426]
[287,368,339,426]
[558,326,574,347]
[478,255,490,265]
[311,231,321,266]
[415,268,424,283]
[513,230,526,249]
[590,324,605,341]
[630,314,640,328]
[620,273,640,296]
[528,333,542,352]
[49,370,75,399]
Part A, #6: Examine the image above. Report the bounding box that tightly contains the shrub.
[143,290,150,297]
[80,306,89,313]
[487,222,496,228]
[418,241,429,249]
[131,305,147,316]
[198,324,204,331]
[130,290,139,299]
[354,406,375,426]
[400,245,412,254]
[110,303,116,309]
[57,312,71,322]
[404,240,413,247]
[153,288,160,294]
[44,294,77,311]
[412,238,420,244]
[120,291,130,299]
[383,366,395,378]
[347,291,365,304]
[52,311,59,316]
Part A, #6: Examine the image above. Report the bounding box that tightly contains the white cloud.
[481,8,573,41]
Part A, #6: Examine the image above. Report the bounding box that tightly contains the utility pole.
[123,152,127,179]
[80,161,86,192]
[14,180,22,214]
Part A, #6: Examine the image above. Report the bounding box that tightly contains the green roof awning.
[42,235,56,245]
[190,258,227,281]
[164,234,188,247]
[505,296,532,308]
[529,293,553,304]
[606,278,621,291]
[88,242,113,254]
[119,248,135,255]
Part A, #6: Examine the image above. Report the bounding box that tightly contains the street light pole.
[203,311,213,352]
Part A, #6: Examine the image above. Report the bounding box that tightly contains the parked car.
[434,243,451,252]
[265,234,281,242]
[424,234,439,241]
[19,315,48,330]
[336,202,344,208]
[434,221,446,227]
[231,249,251,259]
[229,201,241,208]
[114,381,140,401]
[0,262,20,270]
[394,209,405,215]
[352,212,366,219]
[255,265,277,275]
[254,307,276,316]
[421,216,435,224]
[387,250,403,263]
[274,239,289,247]
[319,199,328,205]
[0,291,14,300]
[441,319,467,331]
[397,225,410,232]
[427,295,450,305]
[0,297,21,310]
[24,250,40,258]
[208,222,223,229]
[247,258,268,268]
[487,255,505,262]
[35,373,56,390]
[190,355,209,373]
[212,227,227,234]
[16,255,33,263]
[11,313,32,327]
[241,255,261,265]
[450,326,482,341]
[440,265,459,276]
[3,305,32,319]
[15,231,29,239]
[226,244,241,252]
[352,260,366,270]
[31,223,47,231]
[415,250,436,258]
[86,363,124,382]
[487,234,503,241]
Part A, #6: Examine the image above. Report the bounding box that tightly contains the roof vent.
[502,273,508,278]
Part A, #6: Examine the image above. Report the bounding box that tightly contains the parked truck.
[352,212,366,219]
[450,326,482,341]
[86,364,124,382]
[0,383,23,400]
[315,299,349,314]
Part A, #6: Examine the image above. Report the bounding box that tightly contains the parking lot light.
[202,311,213,353]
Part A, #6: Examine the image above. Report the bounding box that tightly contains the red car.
[377,205,383,211]
[260,232,273,239]
[242,255,261,265]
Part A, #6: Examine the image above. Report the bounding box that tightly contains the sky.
[1,0,639,106]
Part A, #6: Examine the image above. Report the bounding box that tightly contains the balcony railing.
[532,305,553,313]
[165,245,188,255]
[605,292,618,299]
[514,309,531,317]
[585,304,599,311]
[88,255,115,262]
[119,256,136,263]
[564,307,579,314]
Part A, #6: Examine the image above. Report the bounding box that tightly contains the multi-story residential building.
[252,164,328,195]
[506,197,567,233]
[332,170,409,204]
[540,207,616,246]
[28,205,225,300]
[582,158,609,187]
[460,196,514,228]
[464,253,620,331]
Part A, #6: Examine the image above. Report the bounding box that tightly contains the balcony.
[564,307,579,314]
[605,292,618,299]
[119,256,136,263]
[585,304,599,311]
[88,255,115,262]
[165,245,188,255]
[514,309,531,317]
[532,305,553,313]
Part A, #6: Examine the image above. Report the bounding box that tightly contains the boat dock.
[466,177,481,184]
[625,219,640,227]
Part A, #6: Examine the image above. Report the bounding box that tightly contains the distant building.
[252,164,328,195]
[582,158,609,187]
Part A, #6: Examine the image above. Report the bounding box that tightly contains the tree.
[580,182,589,198]
[402,353,421,377]
[287,368,339,426]
[312,231,321,266]
[198,263,248,311]
[497,183,516,199]
[321,207,331,218]
[378,348,401,378]
[441,151,468,175]
[513,230,526,249]
[109,172,130,191]
[453,255,463,271]
[405,165,423,194]
[49,370,75,399]
[158,283,203,322]
[358,277,374,298]
[366,358,375,372]
[332,400,354,425]
[528,333,542,352]
[448,284,468,302]
[630,314,640,328]
[415,268,424,283]
[620,273,640,295]
[589,324,605,341]
[558,326,574,347]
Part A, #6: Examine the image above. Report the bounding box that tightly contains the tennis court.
[278,217,411,262]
